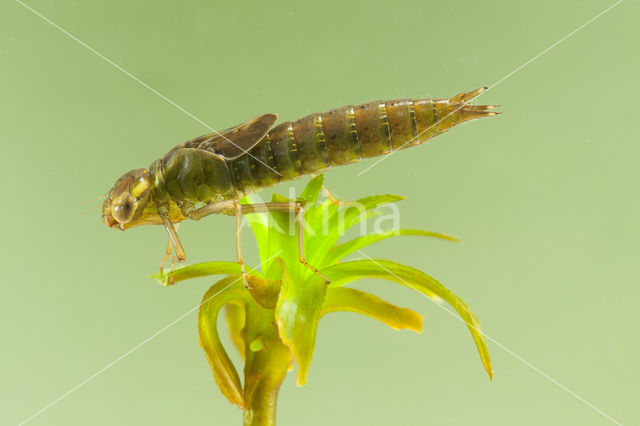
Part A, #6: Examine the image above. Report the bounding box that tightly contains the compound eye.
[111,197,135,223]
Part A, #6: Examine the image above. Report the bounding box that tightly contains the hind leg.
[189,200,330,284]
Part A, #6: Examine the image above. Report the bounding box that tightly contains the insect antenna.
[82,203,103,215]
[84,193,107,204]
[82,192,107,215]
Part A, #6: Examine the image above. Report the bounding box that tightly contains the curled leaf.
[150,261,242,286]
[198,276,249,408]
[322,287,422,333]
[324,259,493,379]
[224,303,246,359]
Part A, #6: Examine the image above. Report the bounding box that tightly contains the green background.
[2,0,637,424]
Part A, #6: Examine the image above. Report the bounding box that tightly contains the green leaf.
[324,259,493,379]
[150,261,242,286]
[322,287,422,333]
[198,276,250,408]
[275,259,327,386]
[325,229,460,266]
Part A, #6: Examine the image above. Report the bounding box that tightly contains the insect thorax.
[149,149,236,209]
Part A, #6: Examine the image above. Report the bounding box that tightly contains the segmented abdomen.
[228,88,497,194]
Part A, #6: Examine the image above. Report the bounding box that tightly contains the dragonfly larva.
[102,87,498,284]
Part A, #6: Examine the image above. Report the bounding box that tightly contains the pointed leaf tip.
[299,174,324,205]
[323,259,493,379]
[322,287,423,333]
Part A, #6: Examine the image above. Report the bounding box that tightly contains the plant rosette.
[150,175,492,426]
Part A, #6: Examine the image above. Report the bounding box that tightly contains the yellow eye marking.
[130,177,149,198]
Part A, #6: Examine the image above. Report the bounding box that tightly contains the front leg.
[157,202,186,262]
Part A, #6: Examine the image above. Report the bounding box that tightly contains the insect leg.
[234,200,249,288]
[294,204,330,284]
[321,184,350,206]
[159,207,186,262]
[308,173,345,207]
[160,239,173,273]
[188,199,236,219]
[160,224,181,284]
[188,199,263,288]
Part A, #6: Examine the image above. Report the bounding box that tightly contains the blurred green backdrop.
[2,0,637,425]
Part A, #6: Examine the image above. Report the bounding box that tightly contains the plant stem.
[242,302,291,426]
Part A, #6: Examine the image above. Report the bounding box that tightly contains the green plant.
[150,175,492,425]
